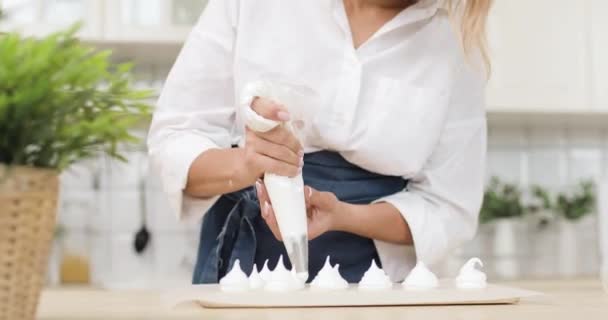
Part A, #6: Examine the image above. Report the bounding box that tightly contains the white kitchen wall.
[488,127,607,185]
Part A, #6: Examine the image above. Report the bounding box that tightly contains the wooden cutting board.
[164,281,541,309]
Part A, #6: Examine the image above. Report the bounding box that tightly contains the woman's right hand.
[241,97,304,181]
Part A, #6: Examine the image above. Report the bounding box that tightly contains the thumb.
[251,97,291,122]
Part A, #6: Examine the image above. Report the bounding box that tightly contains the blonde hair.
[444,0,493,74]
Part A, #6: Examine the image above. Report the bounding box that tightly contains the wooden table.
[37,279,608,320]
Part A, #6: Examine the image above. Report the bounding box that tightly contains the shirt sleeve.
[373,62,487,281]
[147,0,239,221]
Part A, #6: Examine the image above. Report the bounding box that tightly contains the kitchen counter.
[37,279,608,320]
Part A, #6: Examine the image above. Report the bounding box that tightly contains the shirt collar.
[333,0,443,40]
[374,0,443,35]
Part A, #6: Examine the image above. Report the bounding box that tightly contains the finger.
[251,97,290,122]
[307,210,322,240]
[262,201,282,241]
[257,154,300,177]
[258,126,303,155]
[305,186,316,209]
[251,135,301,167]
[307,226,318,241]
[305,186,314,215]
[308,187,335,210]
[255,179,269,204]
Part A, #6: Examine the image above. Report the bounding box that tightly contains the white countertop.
[37,279,608,320]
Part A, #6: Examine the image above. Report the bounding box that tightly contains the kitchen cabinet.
[1,0,207,43]
[486,0,589,112]
[591,0,608,110]
[104,0,207,43]
[1,0,208,64]
[0,0,103,38]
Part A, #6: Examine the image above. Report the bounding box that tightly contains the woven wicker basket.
[0,165,59,320]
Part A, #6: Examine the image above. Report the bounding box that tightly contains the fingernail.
[264,201,270,213]
[277,111,291,121]
[307,186,313,198]
[255,180,262,191]
[298,150,305,157]
[299,157,304,167]
[293,120,305,130]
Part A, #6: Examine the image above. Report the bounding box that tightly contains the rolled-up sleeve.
[373,63,487,281]
[147,0,239,221]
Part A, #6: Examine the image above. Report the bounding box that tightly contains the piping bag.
[241,80,318,282]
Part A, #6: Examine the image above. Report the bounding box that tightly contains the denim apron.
[192,151,408,284]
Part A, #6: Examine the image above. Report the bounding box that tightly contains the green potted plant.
[529,180,596,276]
[479,177,526,278]
[522,184,560,276]
[480,177,525,224]
[554,181,596,221]
[556,180,596,276]
[0,26,151,320]
[527,181,596,223]
[526,185,556,228]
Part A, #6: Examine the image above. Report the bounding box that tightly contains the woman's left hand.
[255,180,345,241]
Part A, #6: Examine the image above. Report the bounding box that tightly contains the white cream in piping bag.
[263,172,308,282]
[358,260,392,290]
[402,261,438,290]
[264,256,305,292]
[242,81,317,282]
[455,257,487,289]
[219,260,250,292]
[310,257,349,290]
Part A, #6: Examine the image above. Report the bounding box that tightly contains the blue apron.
[192,151,408,284]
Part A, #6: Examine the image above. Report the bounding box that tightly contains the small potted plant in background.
[479,177,526,279]
[0,26,151,320]
[529,180,596,277]
[524,185,561,277]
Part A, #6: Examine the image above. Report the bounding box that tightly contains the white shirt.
[148,0,487,281]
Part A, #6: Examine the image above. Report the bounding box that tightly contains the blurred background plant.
[525,185,556,229]
[480,177,526,224]
[480,177,597,225]
[528,180,597,222]
[0,24,152,170]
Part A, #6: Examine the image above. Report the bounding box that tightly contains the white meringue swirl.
[402,261,438,290]
[358,260,392,290]
[311,257,349,290]
[455,257,487,289]
[219,260,250,292]
[264,256,304,292]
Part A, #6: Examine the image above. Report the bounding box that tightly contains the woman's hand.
[305,186,344,239]
[240,97,304,184]
[255,180,346,241]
